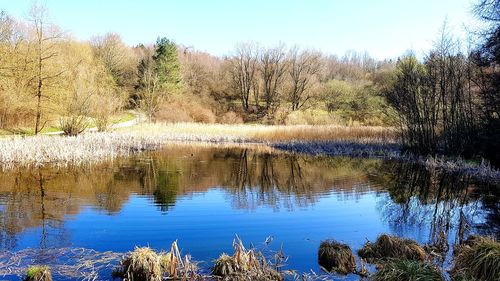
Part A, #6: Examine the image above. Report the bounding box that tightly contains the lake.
[0,144,498,280]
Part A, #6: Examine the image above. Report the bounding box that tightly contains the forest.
[0,0,498,165]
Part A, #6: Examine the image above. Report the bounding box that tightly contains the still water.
[0,145,498,280]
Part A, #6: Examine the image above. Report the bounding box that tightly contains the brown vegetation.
[357,234,426,263]
[452,235,500,281]
[212,236,283,281]
[317,240,356,274]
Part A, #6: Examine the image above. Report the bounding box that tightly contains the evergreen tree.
[153,37,182,93]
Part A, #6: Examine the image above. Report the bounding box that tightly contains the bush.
[372,260,443,281]
[59,116,89,136]
[317,240,356,274]
[285,109,342,125]
[188,105,216,123]
[218,111,243,124]
[155,103,193,123]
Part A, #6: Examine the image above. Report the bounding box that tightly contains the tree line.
[386,0,499,165]
[0,2,396,135]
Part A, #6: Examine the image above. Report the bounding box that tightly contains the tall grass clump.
[212,236,283,281]
[451,235,500,281]
[24,266,52,281]
[118,247,163,281]
[372,260,443,281]
[317,240,356,274]
[114,242,198,281]
[357,234,426,263]
[160,241,198,279]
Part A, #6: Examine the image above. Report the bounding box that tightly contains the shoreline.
[2,234,498,281]
[0,124,498,183]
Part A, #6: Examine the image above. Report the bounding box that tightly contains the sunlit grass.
[123,122,398,143]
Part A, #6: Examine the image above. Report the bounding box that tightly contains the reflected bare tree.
[372,161,495,267]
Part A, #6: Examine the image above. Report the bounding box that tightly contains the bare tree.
[260,44,288,114]
[287,47,322,110]
[229,43,259,111]
[91,32,137,89]
[28,3,64,134]
[136,47,162,122]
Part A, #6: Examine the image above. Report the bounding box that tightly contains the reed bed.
[1,122,499,184]
[0,123,394,168]
[0,132,249,168]
[124,122,398,143]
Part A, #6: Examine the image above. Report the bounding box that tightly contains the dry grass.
[317,240,356,274]
[126,122,397,143]
[119,247,163,281]
[452,235,500,281]
[24,266,52,281]
[357,234,426,263]
[115,242,199,281]
[0,132,254,168]
[0,122,395,168]
[212,236,284,281]
[0,247,122,280]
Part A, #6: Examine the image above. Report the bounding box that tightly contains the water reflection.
[0,145,498,274]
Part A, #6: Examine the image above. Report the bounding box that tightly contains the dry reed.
[212,236,284,281]
[357,234,426,263]
[451,235,500,281]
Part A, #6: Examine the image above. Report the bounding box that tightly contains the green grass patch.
[24,266,52,281]
[372,260,443,281]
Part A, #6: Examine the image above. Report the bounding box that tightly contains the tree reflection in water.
[0,145,497,256]
[371,161,499,267]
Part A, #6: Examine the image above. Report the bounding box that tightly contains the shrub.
[59,116,88,136]
[218,111,244,124]
[155,103,193,123]
[285,109,342,125]
[317,240,356,274]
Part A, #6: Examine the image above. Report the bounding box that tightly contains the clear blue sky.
[0,0,477,59]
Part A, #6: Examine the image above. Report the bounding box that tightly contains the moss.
[358,234,426,263]
[452,235,500,281]
[317,240,356,274]
[24,266,52,281]
[372,260,443,281]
